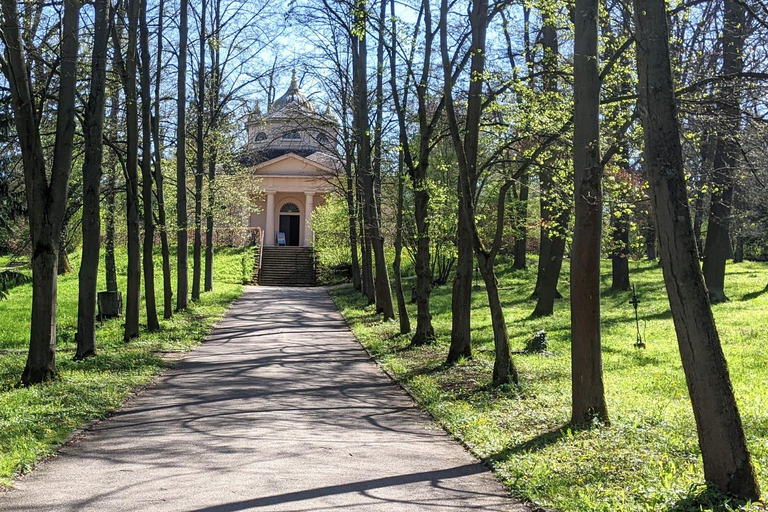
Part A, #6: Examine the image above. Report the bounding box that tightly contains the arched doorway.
[278,202,301,246]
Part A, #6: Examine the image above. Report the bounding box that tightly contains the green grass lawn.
[331,258,768,512]
[0,246,251,486]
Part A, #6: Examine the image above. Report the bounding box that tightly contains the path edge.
[324,287,543,512]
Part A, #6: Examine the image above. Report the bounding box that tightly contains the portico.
[249,154,334,247]
[245,71,339,249]
[262,189,316,247]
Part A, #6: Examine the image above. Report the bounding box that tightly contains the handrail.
[257,229,264,284]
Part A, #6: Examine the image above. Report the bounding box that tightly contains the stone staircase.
[258,246,317,287]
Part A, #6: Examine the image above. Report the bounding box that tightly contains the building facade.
[246,72,339,247]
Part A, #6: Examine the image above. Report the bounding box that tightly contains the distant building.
[245,71,339,247]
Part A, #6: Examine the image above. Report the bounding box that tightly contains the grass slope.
[0,246,251,486]
[331,258,768,512]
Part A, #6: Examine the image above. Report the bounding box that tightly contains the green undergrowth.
[0,246,250,486]
[331,258,768,512]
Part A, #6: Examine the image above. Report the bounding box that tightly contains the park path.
[0,286,528,512]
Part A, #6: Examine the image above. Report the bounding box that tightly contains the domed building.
[246,71,339,254]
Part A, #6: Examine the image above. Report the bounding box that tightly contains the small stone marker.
[97,291,123,321]
[524,330,550,354]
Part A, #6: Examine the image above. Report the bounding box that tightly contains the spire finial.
[291,68,298,90]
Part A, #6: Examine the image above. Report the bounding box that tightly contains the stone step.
[258,246,317,286]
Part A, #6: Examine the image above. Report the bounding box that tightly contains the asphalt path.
[1,286,528,512]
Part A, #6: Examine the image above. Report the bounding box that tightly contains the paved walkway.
[1,287,528,512]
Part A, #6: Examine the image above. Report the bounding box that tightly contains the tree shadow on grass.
[737,287,768,302]
[485,423,574,464]
[666,483,753,512]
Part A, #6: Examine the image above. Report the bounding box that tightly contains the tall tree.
[1,0,80,384]
[104,81,120,295]
[152,0,173,319]
[389,0,410,335]
[701,0,746,303]
[192,0,207,302]
[140,0,159,331]
[532,8,568,318]
[177,0,190,311]
[633,0,760,498]
[571,0,608,424]
[352,0,394,320]
[204,0,221,293]
[75,0,113,359]
[122,0,141,341]
[389,0,439,346]
[442,0,518,385]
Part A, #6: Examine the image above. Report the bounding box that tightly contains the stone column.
[304,191,314,247]
[265,191,275,246]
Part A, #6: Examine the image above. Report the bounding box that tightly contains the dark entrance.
[279,215,300,246]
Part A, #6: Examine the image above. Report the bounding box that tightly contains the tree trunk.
[633,0,760,499]
[533,194,553,298]
[104,75,120,294]
[532,223,567,317]
[355,10,394,321]
[644,213,657,260]
[140,0,159,332]
[176,0,189,311]
[512,171,528,270]
[410,183,435,344]
[477,252,518,386]
[353,31,375,307]
[357,166,375,303]
[532,13,564,307]
[393,157,411,335]
[205,151,216,292]
[204,0,220,293]
[25,252,59,383]
[571,0,608,425]
[448,188,473,363]
[105,162,119,293]
[1,0,80,384]
[192,0,206,302]
[123,0,141,342]
[693,132,715,256]
[75,0,112,359]
[701,0,745,304]
[610,208,630,291]
[345,161,361,290]
[58,246,73,275]
[152,0,172,319]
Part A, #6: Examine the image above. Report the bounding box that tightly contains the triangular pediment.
[251,152,338,177]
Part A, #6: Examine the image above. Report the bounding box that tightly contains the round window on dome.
[283,130,301,140]
[254,131,267,142]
